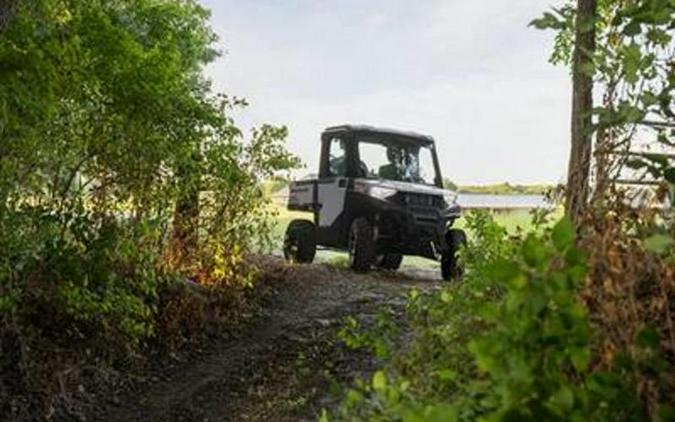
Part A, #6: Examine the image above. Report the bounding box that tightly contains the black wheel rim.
[284,233,298,262]
[348,226,357,266]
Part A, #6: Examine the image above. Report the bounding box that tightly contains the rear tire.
[284,219,316,263]
[441,229,467,281]
[348,218,376,272]
[376,254,403,270]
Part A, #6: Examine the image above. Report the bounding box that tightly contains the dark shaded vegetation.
[0,1,297,419]
[334,204,673,421]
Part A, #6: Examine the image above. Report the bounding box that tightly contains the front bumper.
[375,202,460,259]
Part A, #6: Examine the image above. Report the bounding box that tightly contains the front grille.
[391,192,444,208]
[410,207,438,222]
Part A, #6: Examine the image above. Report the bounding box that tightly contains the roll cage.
[318,125,444,188]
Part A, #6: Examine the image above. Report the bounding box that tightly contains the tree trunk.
[0,0,19,32]
[566,0,596,227]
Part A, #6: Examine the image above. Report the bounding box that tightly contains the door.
[318,136,348,228]
[318,178,347,227]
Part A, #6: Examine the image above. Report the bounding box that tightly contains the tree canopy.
[1,2,297,417]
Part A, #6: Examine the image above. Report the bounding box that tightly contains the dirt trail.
[97,259,441,422]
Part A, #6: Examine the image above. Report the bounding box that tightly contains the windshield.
[357,136,438,185]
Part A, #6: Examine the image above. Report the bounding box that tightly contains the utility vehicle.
[283,124,466,280]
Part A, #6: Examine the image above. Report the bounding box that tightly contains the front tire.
[441,228,467,281]
[348,218,376,272]
[284,219,316,263]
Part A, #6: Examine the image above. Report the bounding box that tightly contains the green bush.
[333,212,512,421]
[1,209,163,347]
[334,214,653,421]
[0,1,298,418]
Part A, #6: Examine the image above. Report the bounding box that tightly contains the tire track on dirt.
[98,259,440,421]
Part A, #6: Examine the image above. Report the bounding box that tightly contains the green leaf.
[570,347,591,372]
[530,12,566,30]
[642,91,658,107]
[486,258,520,282]
[548,386,575,413]
[658,405,675,422]
[440,289,452,303]
[625,158,647,170]
[664,167,675,184]
[643,153,668,166]
[552,217,575,251]
[345,389,363,406]
[522,235,548,267]
[643,234,674,254]
[318,409,330,422]
[436,369,457,381]
[637,327,661,349]
[613,351,634,371]
[646,27,672,46]
[621,42,643,84]
[623,20,642,36]
[372,370,387,391]
[424,404,459,422]
[469,339,497,372]
[564,246,587,268]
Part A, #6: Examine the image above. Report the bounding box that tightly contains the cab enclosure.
[284,124,465,280]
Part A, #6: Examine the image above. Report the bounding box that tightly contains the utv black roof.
[323,124,435,145]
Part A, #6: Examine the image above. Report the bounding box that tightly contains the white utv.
[284,125,466,281]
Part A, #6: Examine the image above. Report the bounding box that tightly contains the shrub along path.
[95,257,440,422]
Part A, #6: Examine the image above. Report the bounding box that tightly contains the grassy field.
[457,182,554,195]
[267,203,560,270]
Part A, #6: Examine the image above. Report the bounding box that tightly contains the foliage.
[532,0,675,191]
[442,178,459,191]
[333,212,512,421]
[0,0,298,418]
[1,210,163,344]
[333,210,673,421]
[262,177,292,198]
[580,196,675,417]
[531,1,675,415]
[463,218,638,421]
[338,307,401,361]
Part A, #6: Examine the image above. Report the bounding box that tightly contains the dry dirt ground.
[95,258,442,422]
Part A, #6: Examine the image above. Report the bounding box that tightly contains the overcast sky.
[201,0,570,185]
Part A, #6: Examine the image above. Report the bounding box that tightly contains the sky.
[201,0,570,185]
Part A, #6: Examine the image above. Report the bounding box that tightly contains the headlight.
[368,186,397,200]
[443,191,458,205]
